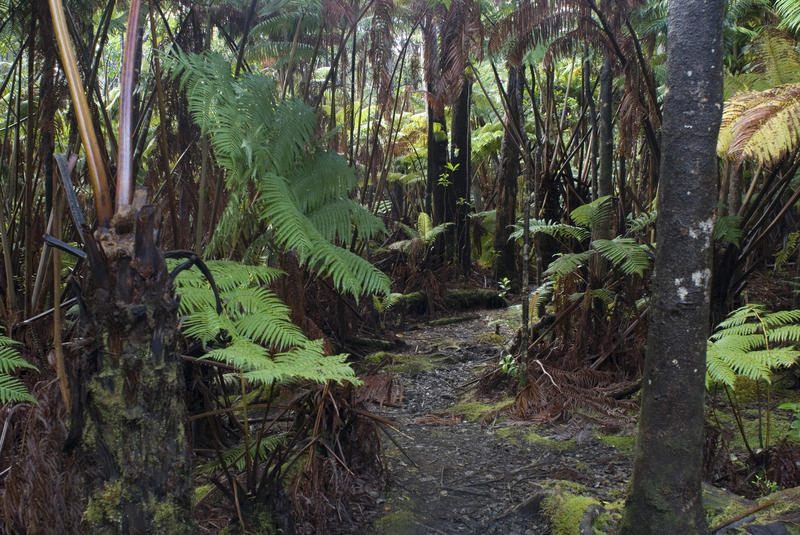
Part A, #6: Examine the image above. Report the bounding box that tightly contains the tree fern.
[168,50,389,299]
[706,304,800,388]
[0,333,36,403]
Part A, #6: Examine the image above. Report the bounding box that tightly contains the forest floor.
[360,307,634,534]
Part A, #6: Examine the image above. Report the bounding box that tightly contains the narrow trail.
[369,308,633,535]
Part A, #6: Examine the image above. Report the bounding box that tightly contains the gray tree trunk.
[620,0,724,532]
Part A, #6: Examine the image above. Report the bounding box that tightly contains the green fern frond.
[706,304,800,388]
[592,238,652,276]
[714,215,743,247]
[767,324,800,344]
[0,333,35,403]
[199,432,287,475]
[544,251,592,279]
[509,219,590,242]
[774,231,800,272]
[570,195,613,230]
[777,0,800,34]
[627,210,657,233]
[0,374,35,404]
[169,49,388,299]
[245,342,359,385]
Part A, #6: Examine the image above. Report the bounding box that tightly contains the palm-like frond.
[718,82,800,164]
[776,0,800,34]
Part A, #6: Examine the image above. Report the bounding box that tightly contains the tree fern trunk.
[451,75,472,274]
[493,65,522,283]
[76,200,193,534]
[620,0,723,532]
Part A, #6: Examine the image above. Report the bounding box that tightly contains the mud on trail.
[362,308,634,535]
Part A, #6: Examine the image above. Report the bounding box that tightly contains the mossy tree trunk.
[76,200,193,534]
[620,0,723,532]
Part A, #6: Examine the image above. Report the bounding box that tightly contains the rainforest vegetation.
[2,0,800,533]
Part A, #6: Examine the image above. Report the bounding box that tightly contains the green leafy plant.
[173,259,360,386]
[778,402,800,442]
[498,277,512,298]
[169,50,389,299]
[499,353,519,377]
[0,332,36,403]
[391,212,453,252]
[510,196,653,305]
[706,304,800,454]
[706,304,800,388]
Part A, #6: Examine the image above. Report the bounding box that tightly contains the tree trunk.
[493,65,522,283]
[75,198,194,534]
[620,0,724,532]
[594,54,613,240]
[451,75,472,273]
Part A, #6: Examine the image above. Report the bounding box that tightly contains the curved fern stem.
[47,0,112,226]
[116,0,142,210]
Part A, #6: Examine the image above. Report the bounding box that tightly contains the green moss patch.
[594,432,636,454]
[447,396,515,422]
[475,332,505,344]
[494,427,576,452]
[540,489,600,535]
[363,351,446,375]
[375,509,417,534]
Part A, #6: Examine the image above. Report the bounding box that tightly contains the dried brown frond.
[436,0,482,104]
[369,0,396,110]
[356,374,403,407]
[322,0,356,26]
[0,382,82,534]
[726,83,800,165]
[290,384,387,534]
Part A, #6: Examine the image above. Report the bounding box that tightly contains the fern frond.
[199,432,287,475]
[627,210,657,233]
[509,219,590,242]
[713,215,743,246]
[0,374,35,403]
[777,0,800,34]
[544,251,592,279]
[570,195,613,230]
[592,238,652,276]
[719,82,800,164]
[767,324,800,344]
[0,333,35,403]
[706,303,800,388]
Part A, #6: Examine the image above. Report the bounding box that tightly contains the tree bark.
[75,198,194,533]
[493,65,522,283]
[620,0,723,532]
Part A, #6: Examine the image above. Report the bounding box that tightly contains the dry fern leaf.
[718,83,800,165]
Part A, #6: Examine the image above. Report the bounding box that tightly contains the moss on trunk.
[75,201,193,533]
